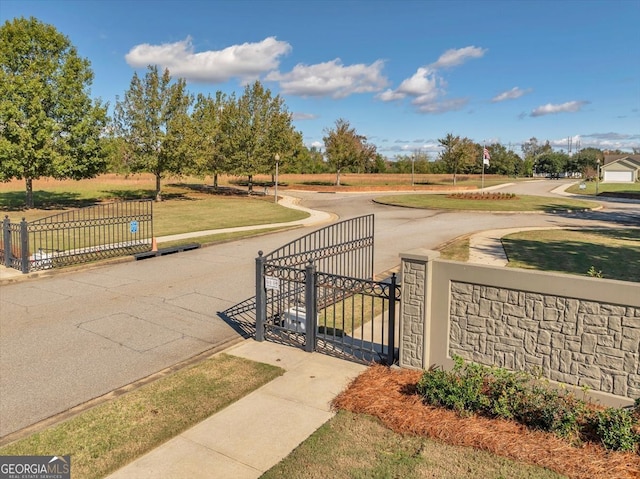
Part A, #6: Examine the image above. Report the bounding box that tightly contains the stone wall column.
[399,249,440,369]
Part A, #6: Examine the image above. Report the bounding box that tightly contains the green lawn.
[261,411,566,479]
[374,194,598,212]
[502,228,640,282]
[565,181,640,197]
[0,354,283,479]
[0,177,308,238]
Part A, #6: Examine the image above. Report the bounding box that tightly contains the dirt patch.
[332,365,640,479]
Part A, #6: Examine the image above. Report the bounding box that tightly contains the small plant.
[587,266,603,278]
[416,356,639,452]
[446,192,518,200]
[593,408,639,452]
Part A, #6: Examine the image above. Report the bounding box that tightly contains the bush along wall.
[416,356,640,452]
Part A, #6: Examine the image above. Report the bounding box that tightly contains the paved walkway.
[106,341,366,479]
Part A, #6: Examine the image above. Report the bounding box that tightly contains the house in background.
[601,154,640,183]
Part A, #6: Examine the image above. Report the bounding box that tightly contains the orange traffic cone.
[151,237,158,252]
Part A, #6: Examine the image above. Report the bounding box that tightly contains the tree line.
[0,17,627,208]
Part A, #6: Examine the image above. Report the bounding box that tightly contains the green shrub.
[416,356,639,452]
[594,408,639,452]
[416,358,489,416]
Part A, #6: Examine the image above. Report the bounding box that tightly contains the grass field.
[565,181,640,198]
[374,194,598,211]
[0,175,308,238]
[261,411,566,479]
[502,228,640,282]
[0,354,283,479]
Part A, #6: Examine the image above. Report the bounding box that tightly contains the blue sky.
[2,0,640,157]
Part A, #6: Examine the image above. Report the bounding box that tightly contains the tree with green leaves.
[536,151,569,176]
[521,137,552,163]
[289,145,328,174]
[323,119,375,185]
[568,147,603,178]
[0,17,108,208]
[190,92,228,188]
[113,65,193,201]
[482,143,523,176]
[438,133,476,185]
[219,81,300,193]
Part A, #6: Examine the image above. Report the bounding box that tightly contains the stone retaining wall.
[398,249,640,406]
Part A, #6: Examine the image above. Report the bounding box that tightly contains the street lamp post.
[411,156,415,186]
[596,159,600,196]
[274,153,280,204]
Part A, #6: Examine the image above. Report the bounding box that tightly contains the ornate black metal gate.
[255,215,400,364]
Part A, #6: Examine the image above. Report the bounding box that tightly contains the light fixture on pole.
[596,159,600,196]
[411,153,415,186]
[274,153,280,204]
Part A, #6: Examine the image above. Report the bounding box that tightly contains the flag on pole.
[483,147,490,166]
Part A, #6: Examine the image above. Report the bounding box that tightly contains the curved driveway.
[0,179,637,440]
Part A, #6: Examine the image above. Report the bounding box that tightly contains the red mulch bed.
[332,365,640,479]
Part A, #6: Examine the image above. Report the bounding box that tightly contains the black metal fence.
[255,214,400,364]
[1,200,153,273]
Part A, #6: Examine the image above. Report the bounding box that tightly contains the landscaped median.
[374,193,599,212]
[0,354,284,479]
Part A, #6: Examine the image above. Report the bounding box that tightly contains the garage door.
[603,170,633,182]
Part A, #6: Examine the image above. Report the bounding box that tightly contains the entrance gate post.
[255,251,266,342]
[387,272,397,365]
[304,260,317,353]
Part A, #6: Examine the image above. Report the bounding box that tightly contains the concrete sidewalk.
[106,340,366,479]
[468,226,566,267]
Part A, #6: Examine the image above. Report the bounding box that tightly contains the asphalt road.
[0,179,637,440]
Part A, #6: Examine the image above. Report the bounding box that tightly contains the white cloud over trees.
[125,36,291,83]
[265,59,388,98]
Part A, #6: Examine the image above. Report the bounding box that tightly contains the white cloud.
[292,112,318,120]
[377,88,406,101]
[415,98,468,114]
[377,46,484,114]
[530,101,589,117]
[125,36,291,83]
[265,59,388,98]
[492,87,531,102]
[430,46,487,69]
[583,132,640,140]
[396,67,441,100]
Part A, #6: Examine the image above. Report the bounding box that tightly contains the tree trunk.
[155,173,162,202]
[248,174,253,194]
[213,172,218,189]
[25,177,34,209]
[336,169,341,186]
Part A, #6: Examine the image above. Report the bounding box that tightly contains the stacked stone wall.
[400,259,426,368]
[449,281,640,399]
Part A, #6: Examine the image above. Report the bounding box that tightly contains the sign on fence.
[265,275,280,290]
